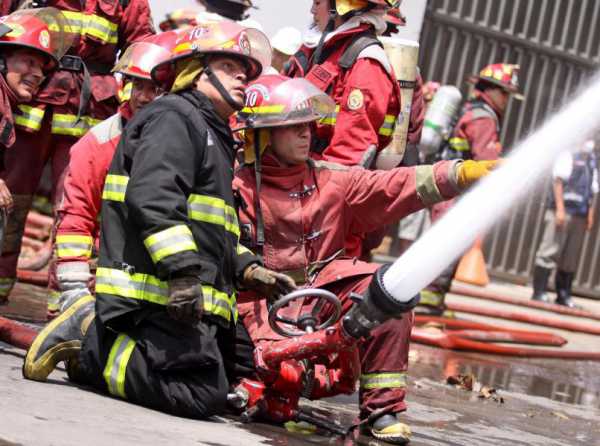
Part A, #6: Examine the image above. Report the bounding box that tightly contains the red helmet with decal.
[238,74,336,129]
[0,8,74,71]
[112,39,174,81]
[236,74,335,163]
[151,19,271,91]
[468,63,524,100]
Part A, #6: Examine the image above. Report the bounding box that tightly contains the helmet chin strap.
[203,65,244,111]
[311,3,337,66]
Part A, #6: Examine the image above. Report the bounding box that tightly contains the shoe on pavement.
[367,413,412,445]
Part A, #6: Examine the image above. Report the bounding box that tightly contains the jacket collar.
[178,89,236,148]
[255,154,309,190]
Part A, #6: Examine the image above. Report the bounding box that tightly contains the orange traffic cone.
[454,237,489,286]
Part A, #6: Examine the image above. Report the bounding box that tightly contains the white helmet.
[271,26,302,56]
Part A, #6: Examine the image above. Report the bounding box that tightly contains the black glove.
[242,264,297,302]
[167,275,204,324]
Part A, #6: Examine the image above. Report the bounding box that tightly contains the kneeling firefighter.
[46,34,177,319]
[233,74,498,444]
[23,21,297,419]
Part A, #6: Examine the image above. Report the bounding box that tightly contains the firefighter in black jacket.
[23,21,295,419]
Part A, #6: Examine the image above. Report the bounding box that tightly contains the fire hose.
[16,269,49,287]
[414,315,566,346]
[0,316,38,350]
[445,301,600,336]
[411,327,600,360]
[451,283,600,321]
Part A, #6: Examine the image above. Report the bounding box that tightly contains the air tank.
[419,85,463,160]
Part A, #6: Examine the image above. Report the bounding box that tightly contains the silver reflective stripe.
[95,274,168,300]
[103,333,136,398]
[415,165,444,206]
[360,372,407,390]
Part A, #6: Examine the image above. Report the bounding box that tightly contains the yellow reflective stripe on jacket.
[55,234,94,258]
[96,267,169,305]
[187,194,240,237]
[378,114,397,137]
[47,290,62,312]
[14,105,45,131]
[360,372,407,390]
[320,105,340,126]
[62,11,119,44]
[102,174,129,202]
[0,277,16,298]
[202,285,238,323]
[95,267,237,322]
[143,225,198,264]
[51,113,102,137]
[103,333,136,399]
[449,137,471,152]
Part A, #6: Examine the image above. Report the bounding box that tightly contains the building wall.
[419,0,600,297]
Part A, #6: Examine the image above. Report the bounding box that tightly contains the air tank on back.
[419,85,463,160]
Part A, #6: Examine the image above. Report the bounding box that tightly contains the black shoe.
[366,413,411,445]
[23,292,94,381]
[531,266,551,302]
[555,271,579,308]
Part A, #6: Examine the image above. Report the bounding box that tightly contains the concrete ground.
[1,281,600,445]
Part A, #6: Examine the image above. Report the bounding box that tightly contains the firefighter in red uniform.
[419,63,524,314]
[47,35,176,318]
[0,8,73,298]
[0,0,154,304]
[233,75,497,444]
[285,0,400,167]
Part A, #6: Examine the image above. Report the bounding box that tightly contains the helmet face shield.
[112,42,172,81]
[0,8,75,70]
[239,76,336,129]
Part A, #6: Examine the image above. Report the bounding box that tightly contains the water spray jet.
[382,73,600,303]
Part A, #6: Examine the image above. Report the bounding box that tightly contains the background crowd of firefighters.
[0,0,596,445]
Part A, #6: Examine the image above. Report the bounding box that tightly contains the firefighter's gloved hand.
[167,275,204,324]
[456,159,499,189]
[242,264,297,302]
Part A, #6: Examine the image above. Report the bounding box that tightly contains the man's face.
[311,0,332,32]
[128,78,161,114]
[196,56,248,118]
[269,123,312,166]
[4,48,46,102]
[487,87,510,113]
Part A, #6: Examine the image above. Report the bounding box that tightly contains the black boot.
[555,271,579,308]
[531,266,551,302]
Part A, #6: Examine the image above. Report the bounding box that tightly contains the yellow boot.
[23,291,94,381]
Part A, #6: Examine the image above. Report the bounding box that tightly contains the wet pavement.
[1,282,600,445]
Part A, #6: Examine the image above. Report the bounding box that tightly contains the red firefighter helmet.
[112,39,173,81]
[468,63,524,100]
[237,74,335,163]
[0,8,74,71]
[238,74,335,129]
[151,20,271,91]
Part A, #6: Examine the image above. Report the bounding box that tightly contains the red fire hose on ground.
[451,283,600,321]
[444,301,600,336]
[411,327,600,361]
[0,316,37,350]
